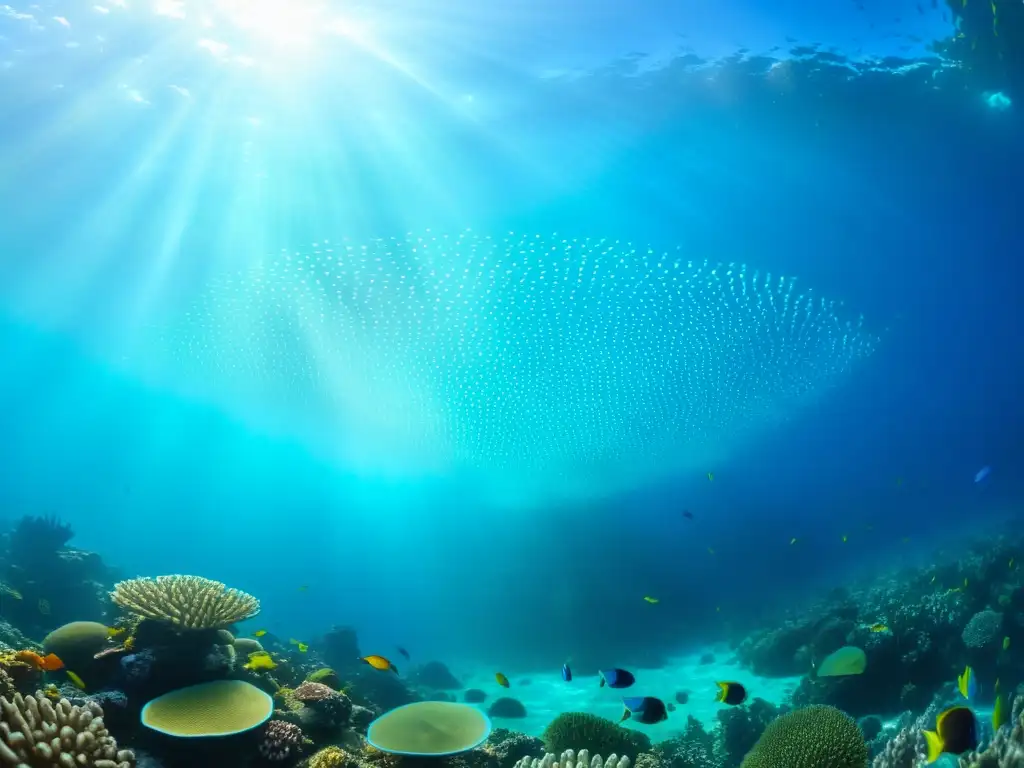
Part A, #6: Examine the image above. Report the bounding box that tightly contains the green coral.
[541,712,651,761]
[739,706,867,768]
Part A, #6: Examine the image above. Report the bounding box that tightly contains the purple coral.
[259,720,305,762]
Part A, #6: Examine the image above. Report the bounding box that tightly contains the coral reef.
[411,661,462,690]
[465,689,488,703]
[739,705,868,768]
[646,715,717,768]
[488,697,528,719]
[514,750,631,768]
[110,575,260,629]
[715,699,785,768]
[541,713,651,762]
[260,720,307,762]
[0,689,135,767]
[962,610,1004,649]
[486,728,544,768]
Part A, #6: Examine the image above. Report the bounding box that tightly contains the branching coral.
[110,575,260,629]
[871,726,924,768]
[515,749,631,768]
[959,694,1024,768]
[0,690,135,767]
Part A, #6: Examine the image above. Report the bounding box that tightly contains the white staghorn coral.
[514,749,632,768]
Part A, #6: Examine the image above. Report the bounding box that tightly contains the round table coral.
[367,701,492,756]
[140,680,274,737]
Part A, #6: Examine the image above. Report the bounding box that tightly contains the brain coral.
[962,610,1004,649]
[0,690,135,767]
[111,575,260,629]
[740,705,868,768]
[542,713,651,762]
[42,621,111,667]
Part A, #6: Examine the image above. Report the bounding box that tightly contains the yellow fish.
[253,630,267,638]
[297,643,308,653]
[643,596,659,604]
[65,671,86,690]
[707,472,714,482]
[361,655,398,673]
[37,599,50,615]
[495,672,510,688]
[243,652,277,671]
[994,692,1007,731]
[790,537,798,545]
[841,535,848,543]
[869,624,888,633]
[1003,637,1011,651]
[108,627,126,638]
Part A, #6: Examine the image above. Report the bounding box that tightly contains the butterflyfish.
[599,668,635,689]
[495,672,510,688]
[922,706,977,763]
[620,696,668,724]
[714,682,747,706]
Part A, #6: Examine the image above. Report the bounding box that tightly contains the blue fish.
[599,668,636,689]
[561,663,572,682]
[620,696,668,724]
[974,466,991,484]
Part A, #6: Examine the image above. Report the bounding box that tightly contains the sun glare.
[214,0,322,48]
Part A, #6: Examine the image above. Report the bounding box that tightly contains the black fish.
[599,668,635,689]
[923,706,978,761]
[397,646,410,660]
[715,681,747,706]
[621,696,668,724]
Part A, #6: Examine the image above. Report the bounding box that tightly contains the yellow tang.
[289,638,309,651]
[994,692,1008,731]
[66,671,86,690]
[243,652,277,671]
[361,655,398,673]
[495,672,510,688]
[869,624,888,633]
[643,596,659,604]
[253,630,267,637]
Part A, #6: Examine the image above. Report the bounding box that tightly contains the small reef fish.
[289,639,308,653]
[922,706,978,763]
[974,466,991,483]
[714,682,747,706]
[1010,558,1015,570]
[994,692,1008,732]
[243,652,277,671]
[869,624,889,633]
[297,585,309,592]
[561,664,572,682]
[682,510,693,520]
[252,630,268,638]
[842,535,848,543]
[1004,637,1011,651]
[14,651,64,671]
[397,647,410,660]
[599,669,636,689]
[958,666,977,700]
[361,655,398,673]
[620,696,668,724]
[643,596,659,604]
[707,472,714,481]
[108,627,127,638]
[495,673,510,688]
[65,671,86,690]
[790,538,798,545]
[37,599,50,615]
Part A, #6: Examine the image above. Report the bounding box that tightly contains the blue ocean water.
[0,0,1021,743]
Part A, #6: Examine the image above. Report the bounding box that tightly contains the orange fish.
[360,655,398,673]
[14,651,64,671]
